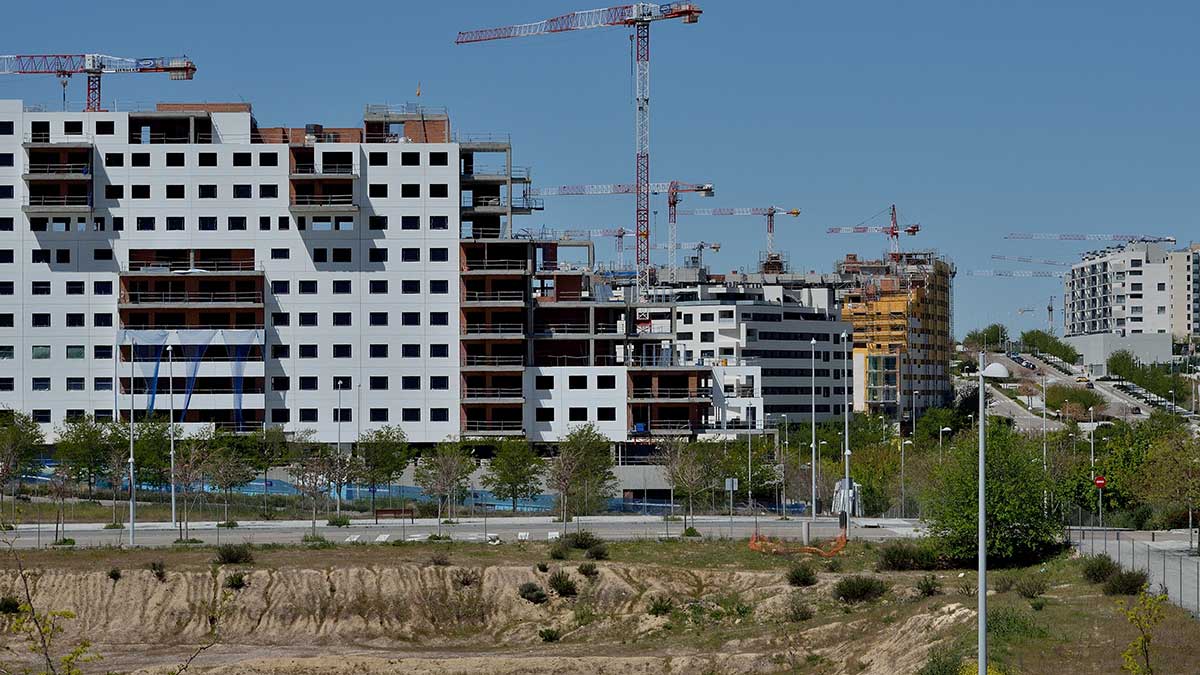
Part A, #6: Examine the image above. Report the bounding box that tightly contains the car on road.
[1130,406,1142,415]
[1084,382,1094,389]
[1075,375,1090,383]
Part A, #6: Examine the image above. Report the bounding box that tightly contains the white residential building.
[1064,243,1172,338]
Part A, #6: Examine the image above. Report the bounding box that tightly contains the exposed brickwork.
[156,102,252,113]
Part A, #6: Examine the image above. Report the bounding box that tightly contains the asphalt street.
[4,515,923,549]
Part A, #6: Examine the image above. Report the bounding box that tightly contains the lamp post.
[127,337,136,547]
[842,330,851,535]
[810,337,817,522]
[166,344,176,529]
[1169,388,1176,412]
[782,414,788,517]
[901,439,913,518]
[938,426,951,462]
[977,351,1012,674]
[818,440,829,514]
[1089,406,1095,480]
[746,431,752,512]
[336,378,345,516]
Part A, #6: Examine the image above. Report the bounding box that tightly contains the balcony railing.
[120,323,265,330]
[454,132,511,144]
[463,260,528,271]
[121,291,264,304]
[630,388,711,400]
[125,260,260,273]
[462,323,524,335]
[464,355,524,367]
[534,323,591,335]
[25,163,90,175]
[292,163,355,175]
[463,420,523,432]
[462,387,523,399]
[463,290,525,302]
[25,195,90,207]
[461,195,544,210]
[24,132,93,144]
[291,194,355,206]
[462,165,530,179]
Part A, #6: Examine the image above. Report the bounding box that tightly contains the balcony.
[23,132,93,148]
[23,195,91,214]
[454,132,511,151]
[290,163,357,178]
[460,195,544,216]
[629,388,712,402]
[463,355,524,370]
[461,323,525,339]
[462,290,526,305]
[463,420,523,435]
[462,259,530,275]
[23,163,91,180]
[462,387,524,403]
[461,165,531,183]
[119,290,264,307]
[123,260,263,275]
[533,323,592,337]
[289,194,358,214]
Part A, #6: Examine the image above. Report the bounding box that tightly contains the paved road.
[4,515,923,549]
[1073,528,1200,616]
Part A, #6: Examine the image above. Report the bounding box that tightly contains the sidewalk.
[1072,528,1200,616]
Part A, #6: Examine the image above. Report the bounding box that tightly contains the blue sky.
[3,1,1196,336]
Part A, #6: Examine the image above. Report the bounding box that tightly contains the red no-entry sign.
[1094,476,1107,489]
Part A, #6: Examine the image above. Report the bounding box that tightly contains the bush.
[987,606,1047,640]
[223,572,248,591]
[786,562,817,587]
[214,543,254,565]
[549,542,569,560]
[648,596,674,617]
[217,520,239,528]
[956,582,977,597]
[833,575,887,603]
[52,538,75,547]
[173,538,202,545]
[427,533,451,542]
[538,627,561,643]
[876,540,939,571]
[102,522,124,530]
[326,515,351,527]
[683,526,701,538]
[1030,598,1047,611]
[0,595,20,614]
[992,573,1016,593]
[917,646,963,675]
[825,557,843,573]
[577,562,599,580]
[518,582,548,605]
[562,530,602,550]
[1104,569,1149,596]
[548,570,578,598]
[453,569,480,588]
[1015,574,1049,599]
[302,533,332,548]
[107,568,121,583]
[536,562,549,573]
[584,543,609,560]
[784,591,812,623]
[1080,554,1121,584]
[429,552,451,567]
[917,574,942,597]
[149,560,167,583]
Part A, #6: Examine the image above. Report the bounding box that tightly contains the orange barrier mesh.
[748,528,847,558]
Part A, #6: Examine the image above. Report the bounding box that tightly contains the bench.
[374,508,415,523]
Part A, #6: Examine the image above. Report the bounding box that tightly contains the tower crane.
[1005,232,1176,244]
[562,227,632,269]
[990,255,1071,267]
[458,3,704,298]
[651,241,720,270]
[964,270,1065,279]
[0,54,196,112]
[677,206,800,273]
[827,205,919,261]
[527,181,713,282]
[1047,295,1056,335]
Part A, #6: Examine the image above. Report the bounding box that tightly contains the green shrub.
[453,569,480,588]
[648,596,674,617]
[787,562,818,587]
[214,543,254,565]
[683,526,701,538]
[428,552,451,567]
[427,533,450,542]
[1080,554,1120,584]
[784,591,813,623]
[149,560,167,583]
[549,542,569,560]
[223,572,248,591]
[52,538,75,547]
[1014,574,1049,599]
[518,582,548,604]
[302,533,333,548]
[538,627,561,643]
[102,522,124,530]
[173,537,202,545]
[216,520,238,528]
[832,575,887,603]
[536,562,549,573]
[326,515,351,527]
[1104,569,1149,596]
[1030,598,1047,611]
[715,591,753,618]
[107,568,121,583]
[992,573,1016,593]
[825,557,843,573]
[917,574,942,597]
[876,540,939,571]
[987,606,1047,640]
[0,595,20,614]
[548,570,577,598]
[956,581,977,597]
[917,646,963,675]
[563,530,602,550]
[577,562,599,580]
[584,543,609,560]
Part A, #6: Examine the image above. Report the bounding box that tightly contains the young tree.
[133,416,174,490]
[325,449,361,518]
[560,424,616,516]
[289,431,330,536]
[357,425,412,515]
[101,421,130,526]
[0,410,44,515]
[53,415,108,499]
[175,425,221,540]
[251,425,293,510]
[206,434,257,523]
[480,438,544,513]
[653,438,711,529]
[545,441,583,533]
[413,441,475,535]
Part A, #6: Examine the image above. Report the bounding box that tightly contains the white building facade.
[1064,243,1172,338]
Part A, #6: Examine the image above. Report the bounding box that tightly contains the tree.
[1118,586,1167,675]
[357,426,412,515]
[559,424,616,516]
[480,438,543,513]
[913,406,962,450]
[545,441,583,533]
[206,433,257,523]
[0,410,44,515]
[923,423,1060,564]
[963,323,1008,352]
[1137,431,1200,549]
[251,425,293,510]
[1017,378,1040,408]
[654,438,713,529]
[101,421,130,526]
[289,430,329,536]
[325,449,361,518]
[1020,329,1080,364]
[53,415,108,499]
[413,441,475,535]
[175,425,221,540]
[133,416,173,490]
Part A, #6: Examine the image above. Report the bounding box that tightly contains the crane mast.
[458,3,702,299]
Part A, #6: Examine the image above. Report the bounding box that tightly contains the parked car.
[1075,376,1090,383]
[1084,382,1094,389]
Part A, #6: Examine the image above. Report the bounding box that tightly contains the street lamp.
[166,344,176,529]
[901,439,913,518]
[1169,388,1176,411]
[818,440,829,513]
[938,426,952,455]
[782,414,788,518]
[842,330,851,537]
[1089,406,1095,480]
[127,336,136,547]
[977,353,1011,673]
[810,337,817,522]
[336,378,346,515]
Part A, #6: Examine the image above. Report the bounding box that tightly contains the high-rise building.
[1064,242,1172,338]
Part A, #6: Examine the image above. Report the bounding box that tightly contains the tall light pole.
[977,351,1012,673]
[810,337,817,521]
[336,378,345,515]
[901,439,913,518]
[1169,388,1176,412]
[842,330,851,534]
[746,431,752,512]
[782,414,788,517]
[128,337,136,547]
[166,344,176,529]
[818,440,829,513]
[938,426,951,461]
[1088,406,1095,480]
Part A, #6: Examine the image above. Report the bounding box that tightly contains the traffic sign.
[725,477,738,492]
[1094,476,1107,489]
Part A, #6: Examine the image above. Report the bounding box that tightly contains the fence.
[1070,527,1200,617]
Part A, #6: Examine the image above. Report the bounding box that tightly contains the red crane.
[458,3,703,297]
[827,205,920,261]
[0,54,197,112]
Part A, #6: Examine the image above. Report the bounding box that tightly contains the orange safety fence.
[748,527,847,558]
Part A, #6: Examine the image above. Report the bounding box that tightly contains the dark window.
[66,313,85,327]
[369,248,388,263]
[369,376,388,390]
[535,376,554,390]
[93,280,112,295]
[299,344,318,358]
[332,279,352,294]
[430,312,448,326]
[369,280,388,294]
[32,410,51,424]
[104,184,124,199]
[401,408,419,422]
[370,312,389,326]
[199,217,217,231]
[94,345,112,359]
[430,152,449,166]
[569,375,587,390]
[401,344,420,358]
[401,280,419,294]
[569,407,587,422]
[429,184,449,198]
[271,248,289,260]
[32,314,50,327]
[233,152,251,167]
[95,120,114,135]
[401,152,419,166]
[227,216,246,231]
[430,215,449,230]
[402,376,419,390]
[299,280,317,294]
[271,344,290,358]
[401,216,420,230]
[271,376,290,391]
[131,152,150,167]
[111,217,123,231]
[428,247,450,263]
[65,281,84,295]
[166,217,184,231]
[299,377,318,391]
[370,408,389,422]
[430,408,449,422]
[299,408,318,422]
[259,152,278,167]
[165,184,185,199]
[166,152,184,167]
[199,184,216,198]
[368,184,388,198]
[104,152,123,167]
[430,376,449,390]
[299,312,318,327]
[368,216,388,230]
[332,248,352,263]
[332,312,352,327]
[0,153,10,167]
[401,312,420,326]
[598,375,616,389]
[271,280,289,294]
[401,184,420,198]
[536,408,554,422]
[0,282,10,295]
[0,121,10,135]
[278,216,290,230]
[0,217,11,231]
[597,407,616,421]
[32,249,51,264]
[430,280,448,294]
[233,184,252,199]
[260,184,278,198]
[312,248,327,263]
[430,344,448,358]
[0,250,11,264]
[271,408,290,423]
[93,313,112,327]
[368,152,388,166]
[136,216,155,231]
[198,153,217,167]
[401,248,420,262]
[55,249,70,264]
[31,281,50,295]
[369,344,388,358]
[271,312,290,326]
